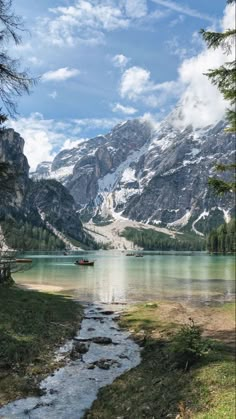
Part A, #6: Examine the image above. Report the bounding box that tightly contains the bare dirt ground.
[154,301,235,348]
[85,219,176,250]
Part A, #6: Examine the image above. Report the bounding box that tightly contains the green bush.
[169,318,210,370]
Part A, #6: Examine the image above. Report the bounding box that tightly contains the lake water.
[13,251,235,304]
[14,251,235,303]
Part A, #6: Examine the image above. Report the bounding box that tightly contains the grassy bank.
[0,286,82,406]
[86,302,235,418]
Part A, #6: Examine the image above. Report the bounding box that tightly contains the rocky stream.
[0,304,141,419]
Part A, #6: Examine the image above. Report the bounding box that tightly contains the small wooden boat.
[126,253,135,256]
[15,258,32,263]
[135,254,143,258]
[74,259,94,266]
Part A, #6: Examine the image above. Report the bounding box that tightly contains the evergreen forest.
[206,218,236,253]
[121,228,206,251]
[1,220,65,251]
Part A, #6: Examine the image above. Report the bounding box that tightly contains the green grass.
[86,303,235,419]
[0,286,82,406]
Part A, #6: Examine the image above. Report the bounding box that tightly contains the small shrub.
[145,302,158,309]
[169,318,210,370]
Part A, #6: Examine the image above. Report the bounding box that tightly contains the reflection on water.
[13,251,235,303]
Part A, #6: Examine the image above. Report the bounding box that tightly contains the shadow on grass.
[0,285,82,405]
[86,327,235,418]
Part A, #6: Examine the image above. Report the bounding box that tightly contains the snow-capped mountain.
[32,114,235,236]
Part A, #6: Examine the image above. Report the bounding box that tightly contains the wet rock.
[93,359,120,370]
[113,315,121,320]
[33,401,54,410]
[87,327,96,332]
[86,364,95,370]
[100,310,115,315]
[73,341,90,354]
[119,354,129,360]
[73,337,89,342]
[92,337,112,345]
[70,349,82,361]
[84,316,104,320]
[49,389,58,395]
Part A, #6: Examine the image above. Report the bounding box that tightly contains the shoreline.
[17,282,65,293]
[0,282,235,417]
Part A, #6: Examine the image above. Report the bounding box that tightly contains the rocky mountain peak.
[32,112,235,235]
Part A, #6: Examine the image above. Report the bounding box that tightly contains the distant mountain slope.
[0,128,94,250]
[33,112,235,236]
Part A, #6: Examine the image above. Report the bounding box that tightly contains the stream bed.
[0,304,141,419]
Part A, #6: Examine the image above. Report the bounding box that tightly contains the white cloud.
[60,138,87,150]
[42,67,80,82]
[169,14,185,27]
[140,112,161,130]
[112,54,130,69]
[120,66,180,106]
[112,103,138,115]
[49,91,58,99]
[118,3,235,128]
[120,66,152,100]
[124,0,148,19]
[28,56,43,66]
[37,0,169,47]
[166,36,198,60]
[9,113,59,171]
[173,3,235,129]
[151,0,214,22]
[40,1,130,47]
[73,117,121,130]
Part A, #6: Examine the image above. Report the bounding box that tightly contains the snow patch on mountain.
[192,211,209,236]
[167,209,193,229]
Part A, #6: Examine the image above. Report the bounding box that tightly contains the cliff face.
[0,129,29,211]
[33,116,235,235]
[0,128,91,249]
[24,179,86,244]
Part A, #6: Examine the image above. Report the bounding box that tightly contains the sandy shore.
[18,283,64,293]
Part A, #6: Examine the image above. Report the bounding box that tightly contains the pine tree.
[201,0,236,194]
[0,0,36,117]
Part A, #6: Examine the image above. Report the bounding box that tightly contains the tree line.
[122,228,206,251]
[206,218,235,253]
[1,220,65,251]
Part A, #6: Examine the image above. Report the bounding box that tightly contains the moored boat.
[15,258,32,263]
[74,259,94,266]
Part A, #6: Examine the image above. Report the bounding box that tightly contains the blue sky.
[7,0,233,169]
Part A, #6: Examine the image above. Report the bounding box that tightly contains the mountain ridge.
[32,113,235,237]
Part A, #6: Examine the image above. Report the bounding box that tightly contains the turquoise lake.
[13,251,235,304]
